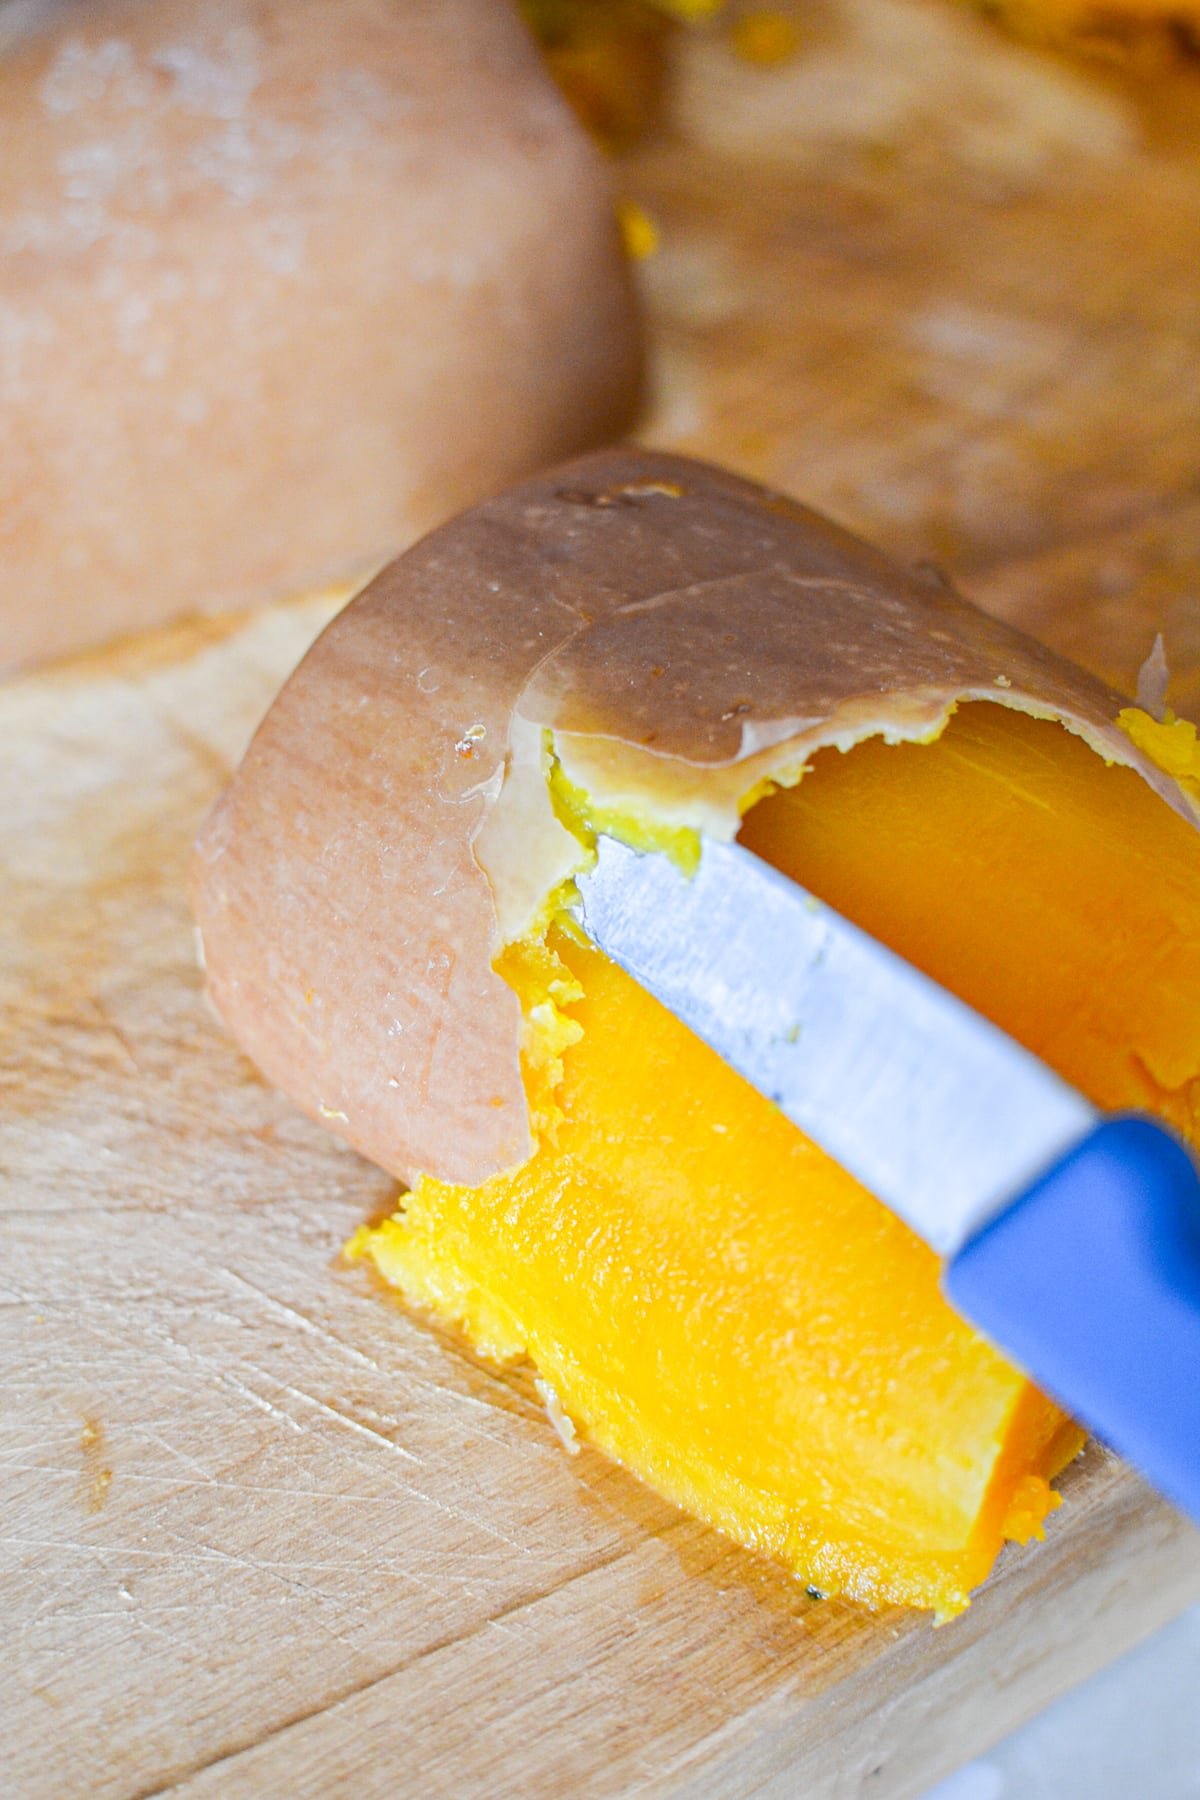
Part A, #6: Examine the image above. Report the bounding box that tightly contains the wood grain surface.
[5,2,1200,1796]
[637,0,1200,702]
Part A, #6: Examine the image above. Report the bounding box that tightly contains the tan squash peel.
[193,449,1200,1615]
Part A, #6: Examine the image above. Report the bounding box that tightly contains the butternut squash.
[193,450,1200,1615]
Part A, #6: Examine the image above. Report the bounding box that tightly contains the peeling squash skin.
[193,450,1200,1617]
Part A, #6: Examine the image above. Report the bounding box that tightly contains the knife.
[572,833,1200,1524]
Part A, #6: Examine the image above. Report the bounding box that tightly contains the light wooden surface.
[3,602,1197,1800]
[636,0,1200,705]
[5,3,1200,1795]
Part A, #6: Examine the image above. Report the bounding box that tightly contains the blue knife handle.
[945,1116,1200,1524]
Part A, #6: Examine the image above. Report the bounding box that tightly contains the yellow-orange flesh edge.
[349,703,1200,1616]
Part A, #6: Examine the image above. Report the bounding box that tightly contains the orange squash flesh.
[350,703,1200,1616]
[740,704,1200,1143]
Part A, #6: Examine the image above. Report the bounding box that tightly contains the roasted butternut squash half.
[193,451,1200,1616]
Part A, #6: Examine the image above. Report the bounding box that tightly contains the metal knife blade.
[572,834,1096,1257]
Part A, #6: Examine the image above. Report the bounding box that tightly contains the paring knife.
[572,833,1200,1524]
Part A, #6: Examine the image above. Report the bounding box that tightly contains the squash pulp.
[350,703,1200,1616]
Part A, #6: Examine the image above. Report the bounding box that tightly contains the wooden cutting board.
[4,4,1200,1795]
